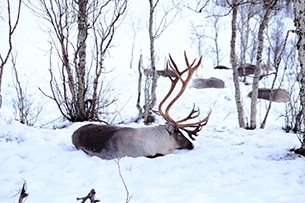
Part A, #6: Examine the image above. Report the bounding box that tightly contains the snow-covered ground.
[1,1,304,203]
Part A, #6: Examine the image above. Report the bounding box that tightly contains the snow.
[1,1,304,203]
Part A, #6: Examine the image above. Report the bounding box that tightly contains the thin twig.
[115,159,132,203]
[76,189,100,203]
[18,182,28,203]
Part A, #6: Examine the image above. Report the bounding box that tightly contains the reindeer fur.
[72,123,194,160]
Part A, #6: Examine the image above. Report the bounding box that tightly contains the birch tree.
[249,0,279,129]
[230,0,246,128]
[293,0,305,154]
[141,0,181,124]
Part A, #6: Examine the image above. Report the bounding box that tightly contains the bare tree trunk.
[12,54,42,126]
[209,16,221,66]
[249,1,277,129]
[149,0,157,108]
[75,0,88,120]
[238,3,255,65]
[0,0,21,108]
[230,0,245,128]
[141,0,180,124]
[142,0,158,124]
[136,54,144,121]
[294,0,305,150]
[238,3,257,83]
[260,30,293,129]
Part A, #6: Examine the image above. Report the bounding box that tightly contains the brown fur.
[238,63,273,77]
[143,69,177,78]
[214,65,231,70]
[247,88,290,103]
[156,69,177,77]
[191,77,225,89]
[238,63,256,76]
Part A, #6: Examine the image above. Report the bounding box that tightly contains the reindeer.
[143,68,177,78]
[237,63,257,77]
[72,52,211,160]
[214,65,231,70]
[238,63,274,82]
[191,77,225,89]
[247,88,290,103]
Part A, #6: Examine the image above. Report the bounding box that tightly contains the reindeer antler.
[156,51,211,140]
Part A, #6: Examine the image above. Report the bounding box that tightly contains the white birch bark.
[231,0,245,128]
[294,0,305,149]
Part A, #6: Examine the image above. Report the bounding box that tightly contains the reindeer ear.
[165,122,176,133]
